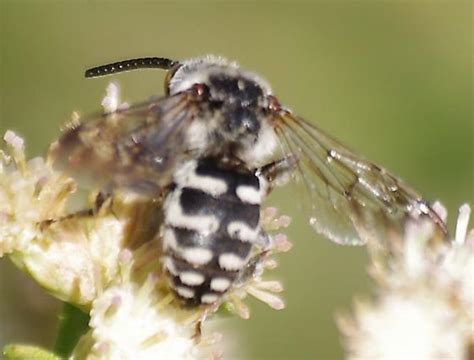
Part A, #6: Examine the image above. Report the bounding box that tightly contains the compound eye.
[190,83,210,99]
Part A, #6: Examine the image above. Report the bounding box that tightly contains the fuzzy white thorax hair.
[236,118,279,167]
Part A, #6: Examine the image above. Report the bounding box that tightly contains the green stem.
[53,303,90,358]
[3,344,61,360]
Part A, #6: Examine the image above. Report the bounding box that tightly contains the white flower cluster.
[0,84,291,359]
[339,204,473,359]
[72,250,220,360]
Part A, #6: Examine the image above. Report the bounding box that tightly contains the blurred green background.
[0,1,472,359]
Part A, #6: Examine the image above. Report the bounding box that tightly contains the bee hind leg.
[192,301,221,344]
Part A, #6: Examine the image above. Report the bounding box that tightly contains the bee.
[50,55,447,306]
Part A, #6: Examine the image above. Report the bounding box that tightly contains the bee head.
[168,56,279,166]
[85,55,280,167]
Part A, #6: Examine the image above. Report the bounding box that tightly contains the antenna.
[85,57,178,78]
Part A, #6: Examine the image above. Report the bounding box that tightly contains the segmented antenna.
[85,57,178,78]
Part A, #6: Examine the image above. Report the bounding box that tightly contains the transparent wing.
[49,90,199,194]
[275,110,447,246]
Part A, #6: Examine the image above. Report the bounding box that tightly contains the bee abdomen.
[162,159,267,305]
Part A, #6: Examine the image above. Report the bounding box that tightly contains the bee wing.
[275,110,447,246]
[50,90,199,194]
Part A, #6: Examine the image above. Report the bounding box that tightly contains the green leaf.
[53,302,90,358]
[3,344,61,360]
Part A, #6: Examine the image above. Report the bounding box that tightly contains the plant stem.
[54,303,90,358]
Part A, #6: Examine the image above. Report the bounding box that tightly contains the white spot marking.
[227,221,260,242]
[180,271,205,286]
[201,293,219,304]
[162,227,178,251]
[164,189,219,235]
[219,253,246,271]
[236,185,262,204]
[181,247,213,266]
[163,257,178,275]
[210,277,231,292]
[175,160,228,196]
[176,286,195,299]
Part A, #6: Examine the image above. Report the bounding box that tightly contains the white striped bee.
[51,55,447,306]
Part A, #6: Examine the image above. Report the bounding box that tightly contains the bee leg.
[252,231,272,249]
[39,191,112,230]
[192,301,221,343]
[258,155,299,188]
[237,249,270,285]
[39,208,94,230]
[93,190,117,218]
[94,190,111,210]
[193,318,203,343]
